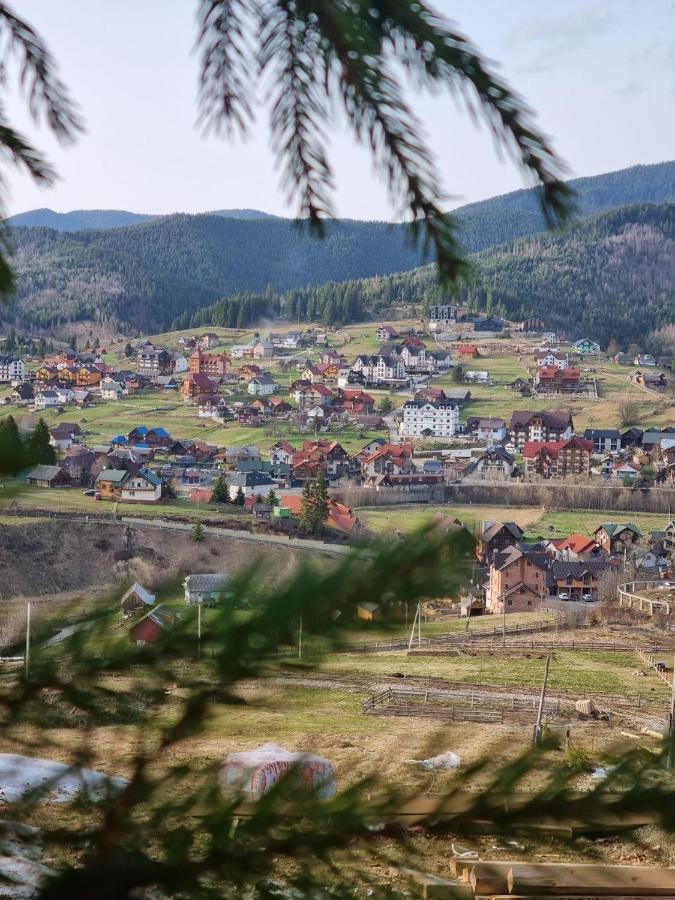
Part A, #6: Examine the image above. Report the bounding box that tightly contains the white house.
[463,370,491,384]
[247,374,278,396]
[476,418,507,443]
[535,348,568,369]
[269,441,295,466]
[226,471,275,499]
[120,468,162,502]
[400,399,459,438]
[174,354,189,373]
[101,381,125,401]
[34,390,59,410]
[0,357,25,382]
[55,387,76,404]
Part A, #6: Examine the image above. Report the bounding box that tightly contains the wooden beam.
[507,863,675,896]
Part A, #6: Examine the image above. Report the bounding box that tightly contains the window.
[507,599,513,606]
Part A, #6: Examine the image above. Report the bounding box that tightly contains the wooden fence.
[634,645,674,687]
[362,686,561,723]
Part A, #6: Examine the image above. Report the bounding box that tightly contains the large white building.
[0,357,25,382]
[400,399,459,438]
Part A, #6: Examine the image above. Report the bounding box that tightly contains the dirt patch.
[0,519,305,599]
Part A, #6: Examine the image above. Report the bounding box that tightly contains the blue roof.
[149,427,171,437]
[111,435,128,445]
[131,425,149,435]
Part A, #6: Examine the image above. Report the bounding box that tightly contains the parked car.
[558,592,570,600]
[82,489,96,496]
[581,593,594,602]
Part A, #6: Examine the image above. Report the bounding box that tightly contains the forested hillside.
[6,215,427,331]
[180,202,674,347]
[5,207,278,230]
[3,161,674,335]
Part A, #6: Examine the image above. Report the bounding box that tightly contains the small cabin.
[120,583,156,617]
[356,601,382,622]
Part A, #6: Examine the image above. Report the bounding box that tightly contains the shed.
[356,601,382,622]
[128,604,174,644]
[26,465,69,488]
[120,582,156,617]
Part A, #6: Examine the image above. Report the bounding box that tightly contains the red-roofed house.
[294,382,335,409]
[363,443,414,476]
[535,366,581,392]
[340,389,375,415]
[557,533,602,560]
[458,344,479,358]
[523,437,592,479]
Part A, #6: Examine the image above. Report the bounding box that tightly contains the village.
[3,308,675,897]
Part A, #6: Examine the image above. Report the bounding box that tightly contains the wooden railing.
[619,581,673,616]
[635,645,674,687]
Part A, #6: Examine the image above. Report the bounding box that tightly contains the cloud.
[612,80,648,96]
[507,1,621,72]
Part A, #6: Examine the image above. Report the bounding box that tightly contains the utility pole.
[197,602,202,659]
[25,602,31,677]
[298,616,303,659]
[408,602,421,650]
[533,654,552,745]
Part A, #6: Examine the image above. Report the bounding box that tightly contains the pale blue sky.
[5,0,674,218]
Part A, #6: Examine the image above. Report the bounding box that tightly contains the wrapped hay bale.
[220,743,336,799]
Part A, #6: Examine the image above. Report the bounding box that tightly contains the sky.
[3,0,674,219]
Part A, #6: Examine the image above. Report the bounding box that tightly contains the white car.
[582,593,594,602]
[558,592,570,601]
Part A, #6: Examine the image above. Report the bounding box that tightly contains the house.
[400,399,458,438]
[516,318,545,333]
[631,370,667,388]
[340,389,375,415]
[574,338,600,354]
[476,418,507,443]
[485,547,549,614]
[120,468,162,502]
[458,344,479,358]
[474,317,503,333]
[269,440,296,466]
[137,345,173,377]
[55,386,76,405]
[189,347,230,377]
[49,423,81,450]
[465,447,515,481]
[198,332,221,349]
[295,382,334,409]
[226,470,275,500]
[0,357,25,382]
[614,462,639,482]
[120,583,156,617]
[363,443,414,477]
[613,352,633,366]
[522,438,593,479]
[252,340,274,360]
[12,383,34,404]
[509,410,574,448]
[535,366,581,392]
[181,372,219,402]
[634,354,657,367]
[584,429,622,454]
[128,604,174,644]
[247,373,278,396]
[443,388,472,406]
[556,534,602,560]
[551,560,610,600]
[101,381,125,401]
[183,573,231,605]
[594,522,642,554]
[535,349,568,369]
[376,325,399,342]
[95,468,129,499]
[463,370,491,384]
[34,390,60,410]
[26,464,69,488]
[477,521,524,563]
[145,427,173,447]
[174,354,189,373]
[428,304,457,326]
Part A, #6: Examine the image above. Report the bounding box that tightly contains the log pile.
[406,860,675,899]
